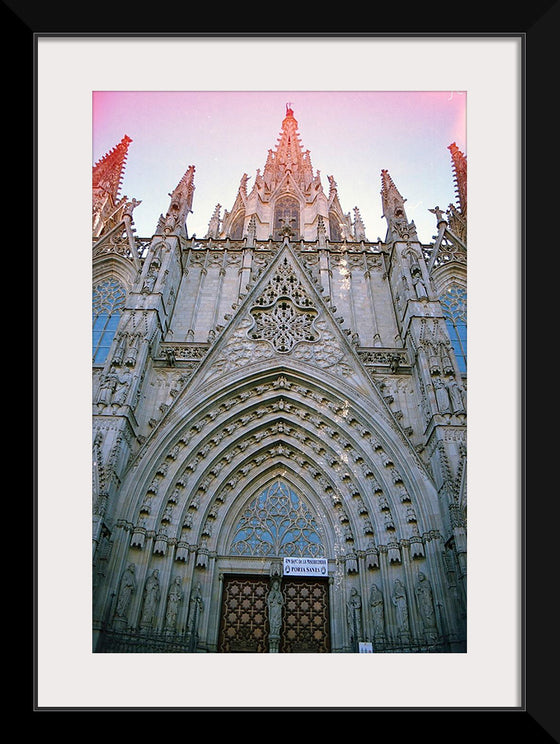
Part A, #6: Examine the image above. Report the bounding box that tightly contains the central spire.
[262,103,314,193]
[213,105,363,243]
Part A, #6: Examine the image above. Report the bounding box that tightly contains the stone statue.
[369,583,386,641]
[114,563,136,623]
[433,377,451,413]
[112,333,127,366]
[392,578,410,635]
[142,267,158,293]
[165,576,183,631]
[111,370,133,407]
[186,582,204,651]
[415,572,437,636]
[413,273,428,299]
[267,578,284,653]
[187,582,204,635]
[447,378,466,413]
[140,569,160,628]
[346,587,363,647]
[97,369,118,407]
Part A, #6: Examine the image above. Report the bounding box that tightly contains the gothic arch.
[229,209,245,240]
[117,363,439,576]
[92,253,137,293]
[273,193,300,239]
[217,466,333,557]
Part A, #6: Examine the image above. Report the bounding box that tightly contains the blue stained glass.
[441,283,467,374]
[92,279,126,363]
[230,481,325,558]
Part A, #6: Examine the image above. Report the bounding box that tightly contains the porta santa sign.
[283,557,328,577]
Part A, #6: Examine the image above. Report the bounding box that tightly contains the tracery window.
[249,255,320,353]
[440,283,467,373]
[273,195,300,240]
[328,211,342,241]
[230,480,325,558]
[92,278,126,364]
[230,211,245,240]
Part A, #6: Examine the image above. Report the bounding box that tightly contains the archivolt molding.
[123,368,426,500]
[119,373,439,568]
[92,253,138,293]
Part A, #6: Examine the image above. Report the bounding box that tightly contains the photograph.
[91,90,468,655]
[34,33,527,714]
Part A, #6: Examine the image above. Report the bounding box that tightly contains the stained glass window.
[92,279,126,364]
[230,480,325,557]
[441,284,467,374]
[329,211,342,241]
[273,195,299,240]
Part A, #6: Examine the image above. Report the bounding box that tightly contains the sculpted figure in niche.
[114,563,136,623]
[112,333,127,366]
[346,587,363,646]
[111,369,133,407]
[125,334,140,367]
[140,569,161,628]
[187,582,204,651]
[447,378,466,414]
[412,272,428,299]
[415,572,437,634]
[187,582,204,634]
[165,576,183,631]
[392,578,410,635]
[369,584,386,641]
[142,266,158,293]
[433,377,451,413]
[267,579,284,653]
[97,369,118,407]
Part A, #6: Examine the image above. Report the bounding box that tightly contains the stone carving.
[141,265,158,293]
[140,569,161,629]
[97,369,119,407]
[267,578,284,653]
[392,578,410,636]
[433,377,451,413]
[249,300,319,352]
[346,587,363,648]
[415,572,438,640]
[447,378,466,413]
[97,367,133,408]
[369,583,386,641]
[112,369,133,406]
[187,582,204,651]
[164,576,183,631]
[412,272,429,299]
[114,563,136,624]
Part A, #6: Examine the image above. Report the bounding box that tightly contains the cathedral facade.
[92,104,467,654]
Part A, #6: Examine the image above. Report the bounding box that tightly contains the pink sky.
[93,90,466,243]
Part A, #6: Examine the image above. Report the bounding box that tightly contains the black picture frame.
[21,1,552,733]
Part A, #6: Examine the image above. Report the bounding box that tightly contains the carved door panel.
[218,576,270,653]
[280,577,330,653]
[218,575,330,653]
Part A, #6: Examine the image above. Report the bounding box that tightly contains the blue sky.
[93,90,466,244]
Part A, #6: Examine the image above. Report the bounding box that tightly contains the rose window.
[248,257,320,353]
[250,300,319,353]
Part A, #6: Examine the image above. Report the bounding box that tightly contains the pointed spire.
[380,169,418,242]
[262,104,314,192]
[92,135,135,238]
[448,142,467,216]
[380,169,407,222]
[92,134,132,203]
[445,143,467,244]
[205,204,222,239]
[160,165,196,238]
[353,207,367,241]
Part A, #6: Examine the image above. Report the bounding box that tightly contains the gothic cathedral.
[92,104,467,653]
